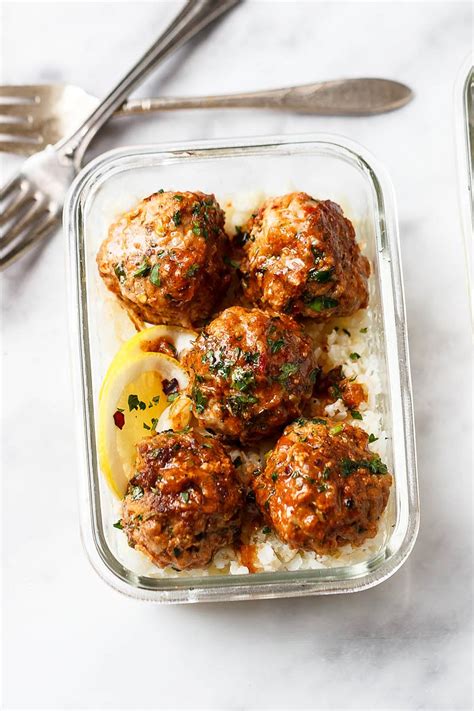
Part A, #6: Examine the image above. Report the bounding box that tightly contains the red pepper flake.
[113,410,125,429]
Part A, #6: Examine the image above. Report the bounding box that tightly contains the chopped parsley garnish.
[309,367,321,384]
[167,393,179,403]
[192,224,201,236]
[329,424,344,435]
[340,457,388,477]
[143,423,150,430]
[244,351,260,365]
[180,491,190,503]
[133,259,150,278]
[360,327,368,334]
[186,264,200,278]
[227,393,258,415]
[277,362,299,383]
[172,210,182,226]
[114,263,126,282]
[262,526,271,535]
[349,352,361,361]
[231,367,255,392]
[149,263,161,286]
[157,189,164,194]
[173,547,182,557]
[113,520,123,529]
[322,466,331,480]
[173,194,183,201]
[368,433,378,443]
[308,295,339,312]
[308,267,334,283]
[224,256,240,269]
[311,245,324,261]
[192,386,207,414]
[351,410,363,420]
[130,485,144,500]
[311,417,327,425]
[267,336,285,353]
[128,394,146,411]
[152,395,160,404]
[271,472,278,482]
[317,483,328,493]
[202,350,231,379]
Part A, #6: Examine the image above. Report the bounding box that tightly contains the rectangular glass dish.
[66,133,419,603]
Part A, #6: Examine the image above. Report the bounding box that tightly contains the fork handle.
[118,79,413,116]
[56,0,241,166]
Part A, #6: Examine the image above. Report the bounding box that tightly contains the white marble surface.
[1,2,472,709]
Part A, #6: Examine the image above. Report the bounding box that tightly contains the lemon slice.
[114,325,197,364]
[98,351,189,498]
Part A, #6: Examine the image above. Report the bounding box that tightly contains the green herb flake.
[130,485,144,501]
[231,367,255,392]
[180,491,190,503]
[167,393,179,403]
[172,210,182,226]
[133,259,150,278]
[277,362,299,383]
[173,547,182,557]
[330,424,344,435]
[192,387,207,414]
[224,255,240,269]
[149,263,161,286]
[186,264,200,278]
[311,417,327,425]
[308,267,334,283]
[227,393,258,415]
[368,433,378,443]
[340,456,388,477]
[360,327,368,334]
[113,520,123,530]
[152,395,160,404]
[262,526,272,535]
[308,295,339,312]
[349,352,361,361]
[267,336,285,354]
[244,351,260,365]
[128,394,146,412]
[173,194,183,201]
[351,410,363,420]
[271,472,278,482]
[192,224,201,236]
[114,263,126,282]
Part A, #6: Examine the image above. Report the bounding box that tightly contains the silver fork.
[0,78,414,157]
[0,0,241,270]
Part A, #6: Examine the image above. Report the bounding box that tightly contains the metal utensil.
[0,78,413,157]
[0,0,240,270]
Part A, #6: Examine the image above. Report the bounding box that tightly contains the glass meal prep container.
[66,133,419,603]
[455,58,473,314]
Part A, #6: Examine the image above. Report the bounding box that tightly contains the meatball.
[183,306,318,443]
[120,429,243,570]
[97,191,230,327]
[252,418,392,554]
[237,192,370,320]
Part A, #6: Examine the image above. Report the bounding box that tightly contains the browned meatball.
[237,193,370,320]
[183,306,318,443]
[97,191,230,327]
[120,429,243,570]
[252,418,392,554]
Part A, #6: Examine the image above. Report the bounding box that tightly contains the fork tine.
[0,173,23,202]
[0,103,38,118]
[0,140,44,157]
[0,121,41,138]
[0,85,40,101]
[0,211,60,270]
[0,182,32,224]
[0,197,39,246]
